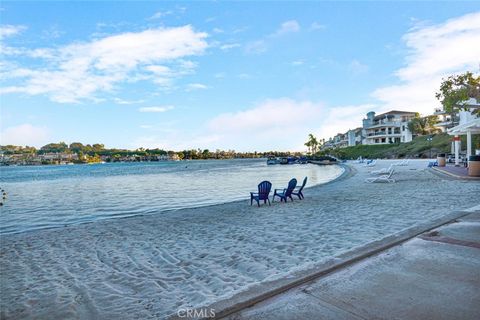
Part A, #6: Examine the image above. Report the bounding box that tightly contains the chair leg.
[250,197,253,206]
[257,200,260,207]
[267,198,271,206]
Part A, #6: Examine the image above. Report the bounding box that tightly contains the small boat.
[287,157,298,164]
[279,157,289,165]
[267,156,279,165]
[298,156,308,164]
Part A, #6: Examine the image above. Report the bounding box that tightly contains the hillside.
[323,133,462,159]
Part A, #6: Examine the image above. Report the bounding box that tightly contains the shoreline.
[0,163,345,237]
[1,160,478,319]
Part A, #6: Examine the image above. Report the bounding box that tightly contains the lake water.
[0,159,343,234]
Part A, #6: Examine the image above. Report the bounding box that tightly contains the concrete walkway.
[225,210,480,320]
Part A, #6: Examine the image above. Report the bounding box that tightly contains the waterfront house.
[362,111,417,145]
[347,127,363,146]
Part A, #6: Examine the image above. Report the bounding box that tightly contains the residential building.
[433,107,455,132]
[347,127,363,146]
[332,132,349,148]
[362,110,417,145]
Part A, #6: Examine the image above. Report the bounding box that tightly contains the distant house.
[362,111,417,145]
[433,107,455,132]
[331,132,348,148]
[347,127,363,147]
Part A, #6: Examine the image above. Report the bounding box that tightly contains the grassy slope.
[327,133,455,159]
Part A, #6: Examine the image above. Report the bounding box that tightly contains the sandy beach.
[1,160,479,319]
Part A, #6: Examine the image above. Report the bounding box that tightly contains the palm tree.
[305,134,319,154]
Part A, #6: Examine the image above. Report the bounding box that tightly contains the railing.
[366,121,402,128]
[367,132,401,137]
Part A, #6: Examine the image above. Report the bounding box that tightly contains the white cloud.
[114,98,145,105]
[130,99,378,151]
[0,124,49,147]
[372,11,480,115]
[204,98,325,151]
[246,20,300,54]
[220,43,241,51]
[292,60,304,66]
[0,24,26,39]
[315,104,375,140]
[238,73,251,79]
[245,40,267,54]
[349,59,369,75]
[138,105,174,112]
[310,22,326,31]
[186,83,208,90]
[1,26,208,103]
[148,10,173,20]
[274,20,300,36]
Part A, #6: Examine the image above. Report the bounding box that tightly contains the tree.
[40,142,68,153]
[436,71,480,115]
[69,142,84,153]
[92,144,105,152]
[408,115,440,136]
[305,134,318,154]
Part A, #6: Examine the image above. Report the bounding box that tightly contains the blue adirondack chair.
[273,178,297,202]
[292,176,307,200]
[250,181,272,206]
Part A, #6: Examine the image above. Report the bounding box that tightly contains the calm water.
[0,159,343,234]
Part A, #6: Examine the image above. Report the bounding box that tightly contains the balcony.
[434,108,447,115]
[367,131,401,137]
[365,121,402,129]
[435,121,453,127]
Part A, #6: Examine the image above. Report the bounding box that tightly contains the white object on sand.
[365,169,395,183]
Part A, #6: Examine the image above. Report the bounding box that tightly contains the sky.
[1,1,480,152]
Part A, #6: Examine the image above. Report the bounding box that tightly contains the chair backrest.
[284,178,297,197]
[386,169,395,178]
[298,176,307,192]
[257,181,272,200]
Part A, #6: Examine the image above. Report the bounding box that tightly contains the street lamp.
[427,135,433,159]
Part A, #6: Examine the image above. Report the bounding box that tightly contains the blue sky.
[1,1,479,151]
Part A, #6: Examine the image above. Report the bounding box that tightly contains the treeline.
[0,142,301,160]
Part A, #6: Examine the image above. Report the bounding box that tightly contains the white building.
[447,99,480,165]
[433,107,455,132]
[362,111,416,145]
[347,127,363,146]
